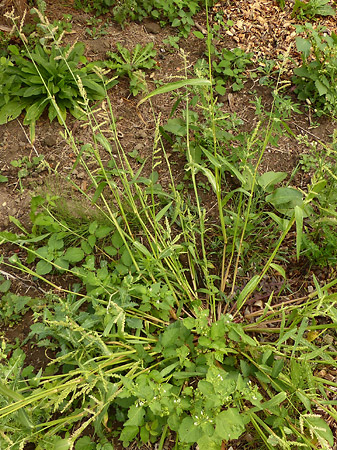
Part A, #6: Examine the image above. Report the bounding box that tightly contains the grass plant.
[0,3,337,450]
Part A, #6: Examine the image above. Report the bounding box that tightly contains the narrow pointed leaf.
[137,78,211,106]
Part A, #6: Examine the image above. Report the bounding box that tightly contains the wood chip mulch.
[212,0,337,73]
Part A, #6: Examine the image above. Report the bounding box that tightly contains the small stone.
[308,285,314,293]
[136,130,147,139]
[143,20,161,34]
[134,143,143,151]
[16,129,26,141]
[21,196,30,208]
[9,207,17,216]
[42,135,57,147]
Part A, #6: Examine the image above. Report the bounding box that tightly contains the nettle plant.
[292,23,337,116]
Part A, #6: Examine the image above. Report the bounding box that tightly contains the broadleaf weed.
[105,42,157,96]
[0,4,337,450]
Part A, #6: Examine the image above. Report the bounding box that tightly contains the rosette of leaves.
[0,42,116,132]
[105,42,157,95]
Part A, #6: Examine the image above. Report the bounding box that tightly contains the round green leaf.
[63,247,84,263]
[36,260,53,275]
[74,436,95,450]
[215,408,245,441]
[179,416,203,443]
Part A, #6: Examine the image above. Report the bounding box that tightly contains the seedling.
[10,155,46,191]
[212,47,253,94]
[105,42,157,95]
[85,17,108,39]
[162,35,180,51]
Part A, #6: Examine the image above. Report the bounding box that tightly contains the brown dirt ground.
[1,0,337,448]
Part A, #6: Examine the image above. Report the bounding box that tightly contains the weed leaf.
[179,416,203,442]
[137,78,211,106]
[215,408,245,440]
[237,275,259,310]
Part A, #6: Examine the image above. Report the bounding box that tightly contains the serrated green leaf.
[88,234,96,248]
[197,434,221,450]
[74,436,95,450]
[53,257,69,271]
[95,225,113,239]
[305,416,334,446]
[121,248,132,267]
[0,100,25,125]
[120,425,139,446]
[104,245,117,257]
[124,405,145,427]
[81,240,92,254]
[266,187,304,216]
[171,18,181,27]
[215,83,227,95]
[111,231,123,248]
